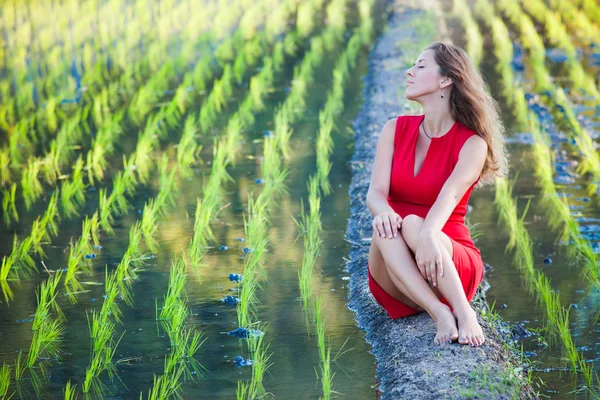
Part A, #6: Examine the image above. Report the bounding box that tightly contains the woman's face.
[405,49,447,101]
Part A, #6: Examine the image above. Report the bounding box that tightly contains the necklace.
[421,119,453,139]
[421,120,433,139]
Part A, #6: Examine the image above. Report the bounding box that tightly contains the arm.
[420,134,488,238]
[366,118,402,238]
[366,118,397,217]
[416,134,487,286]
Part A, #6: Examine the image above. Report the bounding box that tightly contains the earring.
[441,94,444,98]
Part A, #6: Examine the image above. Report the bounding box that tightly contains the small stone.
[543,257,552,265]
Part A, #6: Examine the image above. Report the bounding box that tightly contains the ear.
[440,77,453,89]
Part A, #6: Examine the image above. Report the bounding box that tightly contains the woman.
[365,42,509,347]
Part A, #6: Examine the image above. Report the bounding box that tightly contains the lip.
[406,81,414,85]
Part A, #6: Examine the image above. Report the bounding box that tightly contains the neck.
[421,102,454,138]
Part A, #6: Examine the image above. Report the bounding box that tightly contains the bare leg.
[372,233,459,345]
[368,232,430,311]
[400,215,485,347]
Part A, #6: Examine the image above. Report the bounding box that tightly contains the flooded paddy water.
[1,0,600,398]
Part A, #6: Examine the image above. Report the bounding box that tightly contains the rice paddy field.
[1,0,600,398]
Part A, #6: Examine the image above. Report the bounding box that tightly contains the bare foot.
[454,307,485,347]
[432,305,459,345]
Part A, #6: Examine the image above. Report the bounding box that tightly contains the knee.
[400,214,423,235]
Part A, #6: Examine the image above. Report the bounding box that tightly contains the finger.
[383,217,393,238]
[427,263,433,285]
[437,258,443,278]
[396,215,402,231]
[432,262,437,287]
[376,218,384,237]
[418,262,426,280]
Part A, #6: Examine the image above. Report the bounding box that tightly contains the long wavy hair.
[425,42,509,187]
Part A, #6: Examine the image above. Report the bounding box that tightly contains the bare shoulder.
[380,117,397,138]
[460,133,487,157]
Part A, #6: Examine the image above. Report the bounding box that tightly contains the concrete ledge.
[344,1,539,398]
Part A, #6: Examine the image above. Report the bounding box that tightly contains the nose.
[406,66,414,77]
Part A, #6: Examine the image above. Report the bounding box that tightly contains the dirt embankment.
[344,1,539,398]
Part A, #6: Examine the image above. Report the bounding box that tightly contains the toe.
[459,335,468,345]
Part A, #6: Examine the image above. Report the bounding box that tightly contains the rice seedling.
[21,159,44,210]
[314,296,337,400]
[1,182,18,227]
[82,309,124,393]
[149,255,207,397]
[6,234,35,279]
[489,0,600,294]
[60,156,87,218]
[0,148,10,187]
[24,271,65,373]
[64,213,101,302]
[0,257,15,302]
[0,363,12,399]
[494,177,591,384]
[141,363,185,400]
[82,268,129,393]
[452,0,484,67]
[236,195,270,329]
[176,115,203,177]
[98,164,137,233]
[236,323,274,400]
[189,141,233,262]
[292,176,323,310]
[497,0,600,205]
[63,380,77,400]
[157,259,187,322]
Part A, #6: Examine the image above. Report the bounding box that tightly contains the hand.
[415,233,444,287]
[372,212,402,239]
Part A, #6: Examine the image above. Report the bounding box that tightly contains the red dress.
[367,114,485,319]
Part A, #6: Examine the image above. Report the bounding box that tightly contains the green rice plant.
[64,241,87,300]
[242,324,273,399]
[189,141,233,261]
[132,133,157,186]
[0,363,12,399]
[156,154,178,213]
[63,380,77,400]
[158,259,187,322]
[8,234,36,279]
[140,199,160,253]
[60,156,87,218]
[98,163,137,233]
[494,178,588,380]
[0,148,10,187]
[82,309,124,393]
[273,105,293,161]
[31,270,64,331]
[292,176,323,309]
[326,0,347,33]
[114,221,152,306]
[316,114,334,195]
[0,257,15,302]
[21,159,43,210]
[26,271,65,370]
[141,363,185,400]
[1,182,18,227]
[453,0,484,67]
[176,115,202,177]
[261,135,288,201]
[14,351,24,381]
[152,255,206,392]
[314,295,336,399]
[101,268,123,324]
